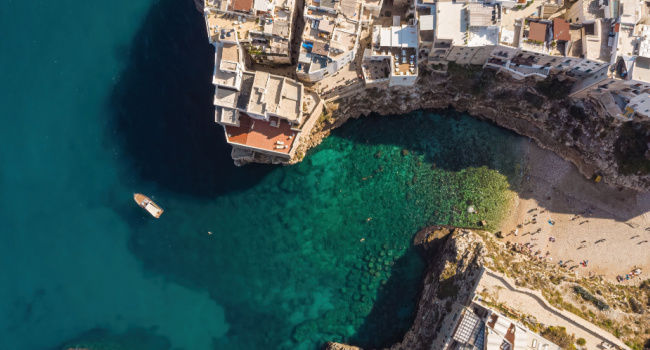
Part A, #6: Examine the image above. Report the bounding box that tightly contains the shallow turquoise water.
[0,0,525,349]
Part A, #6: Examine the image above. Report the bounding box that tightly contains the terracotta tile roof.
[233,0,253,11]
[528,21,548,42]
[553,18,571,41]
[225,114,295,154]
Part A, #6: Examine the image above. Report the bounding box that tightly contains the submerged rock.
[323,227,487,350]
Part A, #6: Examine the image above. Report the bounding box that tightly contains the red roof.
[232,0,253,11]
[528,22,548,43]
[225,114,295,154]
[553,18,571,41]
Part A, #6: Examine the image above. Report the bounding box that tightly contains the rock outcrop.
[323,342,364,350]
[325,226,487,350]
[299,65,650,192]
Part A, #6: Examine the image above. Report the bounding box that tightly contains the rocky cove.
[293,64,650,192]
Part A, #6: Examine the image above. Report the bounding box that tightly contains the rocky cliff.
[299,64,650,192]
[324,226,487,350]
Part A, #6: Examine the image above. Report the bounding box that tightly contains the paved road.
[479,270,630,350]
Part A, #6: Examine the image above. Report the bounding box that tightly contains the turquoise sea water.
[0,0,525,349]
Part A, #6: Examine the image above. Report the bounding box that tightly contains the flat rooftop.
[620,0,642,24]
[340,0,362,21]
[206,12,260,40]
[330,29,358,57]
[213,46,238,87]
[248,71,270,115]
[216,106,240,126]
[500,3,539,47]
[222,42,239,62]
[468,26,499,46]
[436,1,467,45]
[468,3,496,27]
[632,56,650,82]
[378,25,418,48]
[615,23,638,57]
[278,80,302,121]
[583,20,613,62]
[266,75,284,115]
[232,0,253,11]
[225,114,295,155]
[311,0,339,11]
[214,87,239,108]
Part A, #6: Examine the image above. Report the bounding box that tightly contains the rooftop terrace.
[213,45,239,88]
[632,56,650,81]
[206,12,260,41]
[225,114,296,155]
[468,26,499,46]
[583,20,613,62]
[436,1,467,45]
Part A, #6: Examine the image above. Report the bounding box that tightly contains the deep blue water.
[0,0,525,349]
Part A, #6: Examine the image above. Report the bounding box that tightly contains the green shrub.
[574,286,609,310]
[541,326,575,350]
[576,338,586,346]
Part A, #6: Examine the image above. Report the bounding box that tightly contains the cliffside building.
[204,0,297,64]
[363,24,419,86]
[572,56,650,120]
[295,0,363,82]
[435,301,561,350]
[204,7,320,163]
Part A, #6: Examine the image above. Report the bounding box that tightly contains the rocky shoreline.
[323,226,487,350]
[291,65,650,192]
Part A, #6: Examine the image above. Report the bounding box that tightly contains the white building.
[622,92,650,118]
[206,12,310,162]
[364,25,419,86]
[296,0,362,82]
[444,301,562,350]
[431,1,467,64]
[446,3,500,65]
[204,0,297,65]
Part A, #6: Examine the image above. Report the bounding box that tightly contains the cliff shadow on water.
[106,0,271,199]
[332,109,650,222]
[347,246,426,349]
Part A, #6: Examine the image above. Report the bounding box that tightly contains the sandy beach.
[498,141,650,283]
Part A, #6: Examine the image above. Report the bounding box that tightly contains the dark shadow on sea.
[347,249,424,349]
[106,0,271,199]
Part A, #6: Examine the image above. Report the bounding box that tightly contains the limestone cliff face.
[325,227,487,350]
[306,65,650,192]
